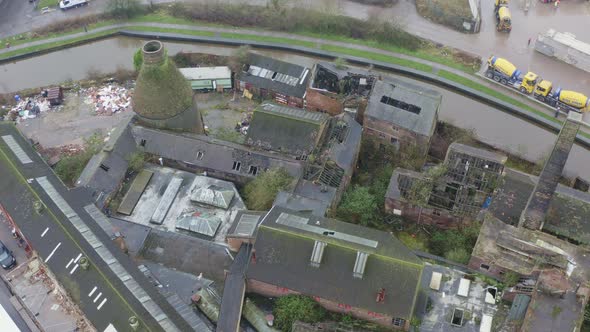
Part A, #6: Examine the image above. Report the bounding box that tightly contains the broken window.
[140,139,146,147]
[392,318,405,327]
[99,164,110,172]
[232,161,241,171]
[480,264,490,270]
[390,137,398,145]
[248,166,258,176]
[451,308,464,327]
[197,151,204,160]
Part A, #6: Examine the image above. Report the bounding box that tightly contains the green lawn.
[320,44,433,72]
[125,26,216,37]
[0,29,119,60]
[37,0,59,9]
[219,33,316,48]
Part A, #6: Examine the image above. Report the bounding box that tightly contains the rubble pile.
[6,96,51,122]
[83,84,133,115]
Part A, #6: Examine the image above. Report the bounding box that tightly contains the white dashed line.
[70,264,79,275]
[41,227,49,238]
[45,243,61,263]
[74,253,82,263]
[93,293,102,303]
[97,298,107,310]
[88,286,97,297]
[65,259,74,269]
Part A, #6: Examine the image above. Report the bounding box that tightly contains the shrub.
[54,134,103,186]
[133,49,143,72]
[173,2,420,51]
[337,185,378,226]
[274,295,326,331]
[243,168,294,210]
[127,151,146,173]
[107,0,144,19]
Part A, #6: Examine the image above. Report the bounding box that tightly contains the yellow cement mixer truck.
[496,6,512,32]
[486,55,590,114]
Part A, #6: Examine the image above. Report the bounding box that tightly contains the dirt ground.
[197,92,259,144]
[17,92,133,149]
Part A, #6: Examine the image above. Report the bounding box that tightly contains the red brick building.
[363,79,441,158]
[305,62,374,116]
[237,206,424,330]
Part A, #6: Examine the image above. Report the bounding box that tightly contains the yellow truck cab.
[519,72,538,94]
[534,80,553,101]
[494,0,509,11]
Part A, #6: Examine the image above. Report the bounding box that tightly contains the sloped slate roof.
[246,102,327,155]
[130,124,304,180]
[236,53,310,98]
[247,206,423,319]
[366,78,440,137]
[488,168,590,245]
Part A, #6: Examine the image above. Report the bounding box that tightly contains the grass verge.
[219,32,316,48]
[437,70,560,123]
[0,29,119,60]
[321,44,433,72]
[37,0,59,9]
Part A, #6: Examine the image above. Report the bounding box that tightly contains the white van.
[59,0,89,10]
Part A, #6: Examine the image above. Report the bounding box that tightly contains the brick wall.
[247,279,409,330]
[385,198,467,229]
[305,88,344,115]
[235,79,303,108]
[363,116,430,157]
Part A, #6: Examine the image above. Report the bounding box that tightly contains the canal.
[2,36,590,181]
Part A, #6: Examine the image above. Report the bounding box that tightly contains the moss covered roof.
[247,206,423,319]
[133,56,194,120]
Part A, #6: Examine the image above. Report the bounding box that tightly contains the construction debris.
[83,84,133,115]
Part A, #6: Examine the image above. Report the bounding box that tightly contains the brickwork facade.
[305,88,344,115]
[363,115,432,157]
[235,79,304,108]
[385,198,467,229]
[246,279,409,330]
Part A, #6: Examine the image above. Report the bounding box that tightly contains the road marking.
[65,259,74,269]
[45,242,61,262]
[41,227,49,237]
[88,286,97,297]
[74,253,82,263]
[70,264,79,275]
[97,298,107,310]
[93,292,102,303]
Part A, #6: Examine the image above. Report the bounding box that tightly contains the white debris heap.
[83,84,133,115]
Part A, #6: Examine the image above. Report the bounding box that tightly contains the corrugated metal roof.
[179,67,231,81]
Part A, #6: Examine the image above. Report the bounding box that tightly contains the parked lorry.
[59,0,89,10]
[496,6,512,32]
[486,55,590,114]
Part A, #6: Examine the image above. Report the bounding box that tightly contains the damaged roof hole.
[380,96,422,115]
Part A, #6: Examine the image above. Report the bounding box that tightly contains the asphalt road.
[0,125,153,331]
